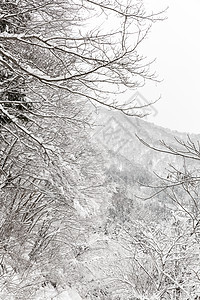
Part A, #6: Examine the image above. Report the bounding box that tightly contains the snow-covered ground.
[34,286,82,300]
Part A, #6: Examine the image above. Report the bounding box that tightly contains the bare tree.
[0,119,110,298]
[0,1,167,298]
[137,134,200,227]
[0,0,165,143]
[130,135,200,299]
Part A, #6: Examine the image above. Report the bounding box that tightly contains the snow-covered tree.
[0,0,166,298]
[0,0,164,139]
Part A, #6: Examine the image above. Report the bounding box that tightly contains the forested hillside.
[90,108,200,300]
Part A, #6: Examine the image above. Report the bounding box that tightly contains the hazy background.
[135,0,200,134]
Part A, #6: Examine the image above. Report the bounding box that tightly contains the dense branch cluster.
[0,1,170,299]
[0,0,164,135]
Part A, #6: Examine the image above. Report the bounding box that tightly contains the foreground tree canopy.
[0,0,169,299]
[0,0,164,137]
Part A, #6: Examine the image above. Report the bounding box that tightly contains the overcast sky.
[137,0,200,134]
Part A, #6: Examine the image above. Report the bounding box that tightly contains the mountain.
[84,108,200,300]
[91,107,200,177]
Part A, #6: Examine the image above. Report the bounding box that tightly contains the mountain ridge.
[91,108,200,176]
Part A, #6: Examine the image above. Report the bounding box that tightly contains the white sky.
[137,0,200,134]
